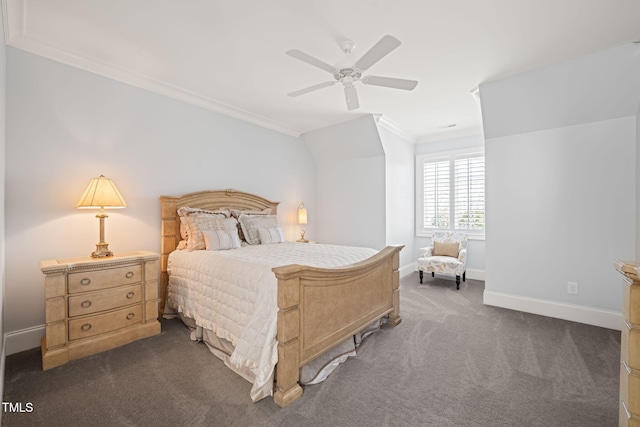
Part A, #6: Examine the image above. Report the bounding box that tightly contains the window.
[416,149,485,237]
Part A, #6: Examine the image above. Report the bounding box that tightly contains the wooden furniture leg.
[274,276,303,408]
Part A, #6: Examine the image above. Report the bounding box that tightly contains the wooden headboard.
[158,188,280,316]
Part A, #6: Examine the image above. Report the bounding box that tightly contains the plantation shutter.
[454,155,485,230]
[423,159,450,229]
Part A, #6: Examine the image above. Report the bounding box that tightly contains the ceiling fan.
[286,35,418,111]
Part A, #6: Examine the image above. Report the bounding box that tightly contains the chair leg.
[419,270,423,284]
[463,271,466,282]
[456,275,460,290]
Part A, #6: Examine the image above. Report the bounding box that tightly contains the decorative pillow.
[238,214,278,245]
[203,229,241,251]
[182,216,240,251]
[177,206,230,241]
[258,227,285,245]
[230,208,271,218]
[433,241,460,258]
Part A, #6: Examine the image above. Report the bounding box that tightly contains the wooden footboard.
[272,245,403,408]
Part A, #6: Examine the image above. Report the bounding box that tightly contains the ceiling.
[3,0,640,142]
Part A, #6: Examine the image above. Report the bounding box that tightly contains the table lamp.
[297,202,308,243]
[76,175,127,258]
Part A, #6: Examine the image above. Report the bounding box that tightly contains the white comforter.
[167,242,377,401]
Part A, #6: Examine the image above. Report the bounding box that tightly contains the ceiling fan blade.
[362,75,418,90]
[286,49,336,74]
[344,86,359,110]
[287,81,336,97]
[354,35,401,71]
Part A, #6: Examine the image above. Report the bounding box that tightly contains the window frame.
[415,147,485,240]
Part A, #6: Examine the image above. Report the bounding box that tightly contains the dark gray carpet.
[3,273,620,426]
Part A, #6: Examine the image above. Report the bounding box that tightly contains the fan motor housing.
[333,67,362,82]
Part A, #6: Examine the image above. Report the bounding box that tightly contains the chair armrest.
[419,246,433,258]
[458,248,467,264]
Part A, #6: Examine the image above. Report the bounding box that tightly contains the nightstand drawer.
[68,264,141,294]
[69,305,143,341]
[68,284,142,317]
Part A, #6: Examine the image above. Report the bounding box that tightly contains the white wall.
[481,43,640,139]
[414,134,486,278]
[485,117,635,314]
[5,47,316,353]
[304,116,387,251]
[481,43,640,329]
[378,124,416,271]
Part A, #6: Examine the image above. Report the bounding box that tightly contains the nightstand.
[40,251,161,370]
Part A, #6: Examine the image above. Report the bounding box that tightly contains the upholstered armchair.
[417,231,467,289]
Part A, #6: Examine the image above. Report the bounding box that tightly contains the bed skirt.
[175,312,381,401]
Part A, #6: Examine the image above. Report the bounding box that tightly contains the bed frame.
[159,189,402,407]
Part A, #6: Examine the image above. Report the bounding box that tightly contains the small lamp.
[76,175,127,258]
[296,202,308,243]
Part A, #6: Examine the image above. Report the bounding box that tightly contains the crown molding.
[373,114,416,143]
[2,0,303,137]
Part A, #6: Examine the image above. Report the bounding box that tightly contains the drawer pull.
[125,271,134,279]
[80,300,92,308]
[81,323,92,332]
[126,313,135,320]
[126,291,135,299]
[80,278,91,286]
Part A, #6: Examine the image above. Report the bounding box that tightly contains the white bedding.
[167,242,378,401]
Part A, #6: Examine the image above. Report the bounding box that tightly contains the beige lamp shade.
[297,203,308,225]
[76,175,127,209]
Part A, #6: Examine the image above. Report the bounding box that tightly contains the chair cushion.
[433,241,459,258]
[417,256,464,276]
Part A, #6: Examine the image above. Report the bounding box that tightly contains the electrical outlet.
[567,282,579,295]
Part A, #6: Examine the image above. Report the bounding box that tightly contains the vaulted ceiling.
[4,0,640,141]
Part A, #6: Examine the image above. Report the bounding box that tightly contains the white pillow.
[182,216,239,251]
[258,227,285,245]
[238,215,278,245]
[203,229,241,251]
[178,207,229,241]
[230,207,271,218]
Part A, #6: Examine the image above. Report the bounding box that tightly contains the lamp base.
[297,229,308,243]
[92,242,113,258]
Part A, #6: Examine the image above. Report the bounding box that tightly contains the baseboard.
[483,290,622,331]
[4,325,44,356]
[466,268,484,281]
[399,263,416,278]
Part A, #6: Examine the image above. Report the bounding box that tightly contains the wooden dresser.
[40,251,162,370]
[615,260,640,427]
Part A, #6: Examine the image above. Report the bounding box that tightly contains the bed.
[159,189,402,407]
